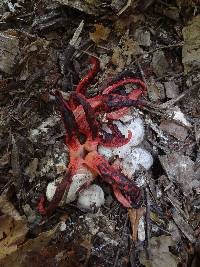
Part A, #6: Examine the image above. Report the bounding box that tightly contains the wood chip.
[172,209,196,243]
[128,207,145,241]
[159,120,188,141]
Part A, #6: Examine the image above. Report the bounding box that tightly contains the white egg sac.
[121,147,153,179]
[98,145,113,160]
[46,166,94,203]
[77,184,105,209]
[98,116,145,160]
[112,117,145,158]
[66,166,94,203]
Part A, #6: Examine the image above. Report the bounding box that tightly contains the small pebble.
[60,221,67,232]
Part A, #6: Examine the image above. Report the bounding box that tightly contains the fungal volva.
[98,117,145,159]
[46,166,95,203]
[112,118,145,157]
[121,147,153,179]
[66,166,95,203]
[77,184,105,209]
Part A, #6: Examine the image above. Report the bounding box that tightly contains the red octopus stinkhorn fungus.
[38,57,146,216]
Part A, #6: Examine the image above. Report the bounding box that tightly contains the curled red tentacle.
[37,169,73,216]
[106,108,129,120]
[99,122,132,147]
[71,92,100,139]
[112,184,132,208]
[76,56,100,95]
[102,78,146,95]
[38,196,46,215]
[100,94,143,113]
[54,91,81,144]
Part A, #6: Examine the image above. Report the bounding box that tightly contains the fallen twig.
[117,0,132,15]
[113,213,129,267]
[152,82,200,110]
[128,207,145,241]
[62,20,84,75]
[144,42,184,55]
[145,187,151,260]
[172,209,196,243]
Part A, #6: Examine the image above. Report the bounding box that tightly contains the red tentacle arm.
[106,108,130,120]
[76,57,100,95]
[112,184,132,208]
[105,88,145,120]
[99,122,132,147]
[84,151,141,207]
[38,169,73,216]
[102,78,146,95]
[100,94,143,113]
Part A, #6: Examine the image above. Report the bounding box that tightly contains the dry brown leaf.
[123,37,142,65]
[159,120,188,141]
[0,32,20,74]
[128,207,145,241]
[80,237,92,267]
[182,15,200,74]
[172,209,196,243]
[147,84,160,101]
[0,152,10,168]
[0,194,22,220]
[139,235,180,267]
[0,223,60,267]
[89,24,110,44]
[112,46,125,70]
[112,34,143,71]
[0,215,28,260]
[114,14,144,36]
[159,153,199,195]
[25,158,39,180]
